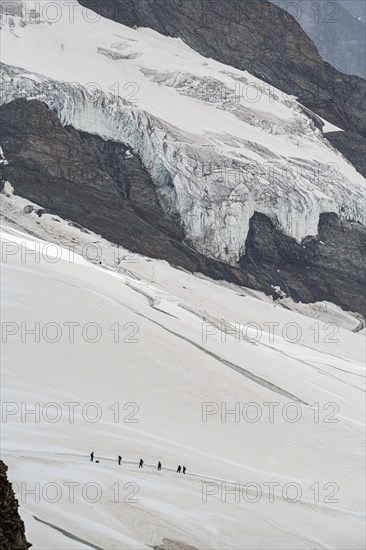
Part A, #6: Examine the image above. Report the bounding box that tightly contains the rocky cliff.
[1,0,365,316]
[77,0,366,182]
[0,98,262,289]
[79,0,366,137]
[0,461,30,550]
[2,99,365,316]
[326,131,366,179]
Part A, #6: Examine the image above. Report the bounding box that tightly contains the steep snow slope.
[1,191,365,549]
[1,1,365,264]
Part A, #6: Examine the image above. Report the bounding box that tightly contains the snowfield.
[0,2,365,547]
[1,0,365,263]
[1,191,365,549]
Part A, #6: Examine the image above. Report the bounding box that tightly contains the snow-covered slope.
[1,1,365,263]
[1,191,365,549]
[1,5,365,546]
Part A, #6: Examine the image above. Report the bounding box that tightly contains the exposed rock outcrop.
[154,539,198,550]
[0,98,186,262]
[326,131,366,179]
[0,461,30,550]
[240,212,366,315]
[0,98,262,289]
[79,0,366,138]
[1,99,365,316]
[76,0,366,207]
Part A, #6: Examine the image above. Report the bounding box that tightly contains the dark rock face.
[78,0,366,192]
[0,98,186,262]
[1,98,365,315]
[241,213,366,316]
[79,0,366,138]
[0,98,262,289]
[0,461,30,550]
[154,539,198,550]
[326,131,366,178]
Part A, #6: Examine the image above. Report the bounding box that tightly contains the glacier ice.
[0,1,365,264]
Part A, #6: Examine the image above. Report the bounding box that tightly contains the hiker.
[118,455,122,465]
[139,459,144,468]
[177,465,181,473]
[182,466,186,474]
[158,461,162,471]
[90,452,94,462]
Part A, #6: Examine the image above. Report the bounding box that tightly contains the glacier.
[0,0,365,265]
[1,189,365,548]
[1,3,365,548]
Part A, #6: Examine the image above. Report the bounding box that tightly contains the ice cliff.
[0,1,365,264]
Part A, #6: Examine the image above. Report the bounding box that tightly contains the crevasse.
[1,64,365,264]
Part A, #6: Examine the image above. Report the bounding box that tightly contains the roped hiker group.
[90,452,187,474]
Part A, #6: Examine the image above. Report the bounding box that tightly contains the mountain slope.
[1,2,365,314]
[78,0,366,136]
[272,0,366,79]
[338,0,366,24]
[0,2,365,548]
[1,98,366,314]
[77,0,366,181]
[1,213,365,549]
